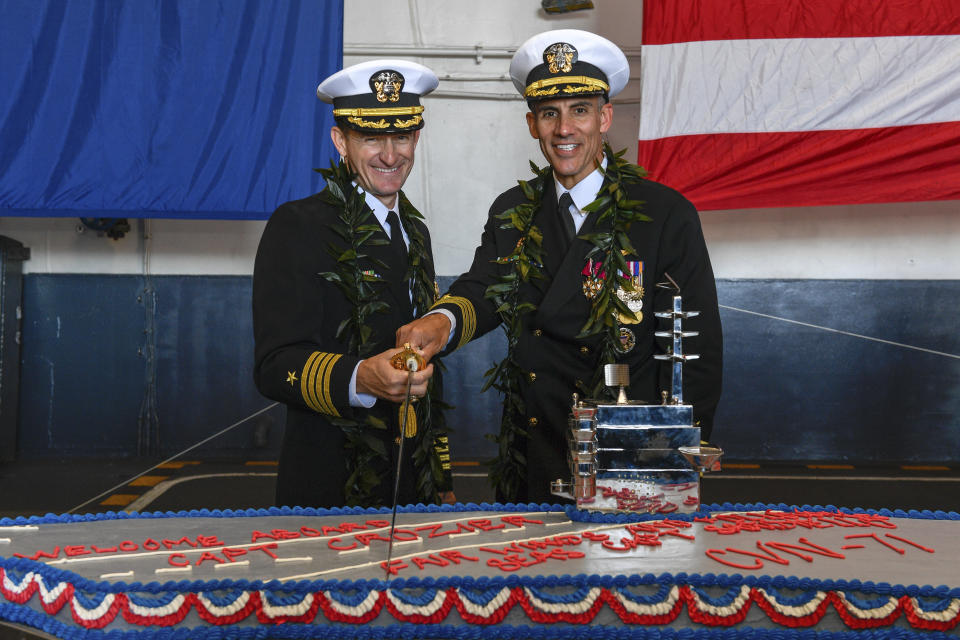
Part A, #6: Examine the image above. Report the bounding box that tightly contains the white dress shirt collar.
[554,156,608,232]
[357,186,408,246]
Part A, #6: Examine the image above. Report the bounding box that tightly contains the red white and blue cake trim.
[1,502,958,638]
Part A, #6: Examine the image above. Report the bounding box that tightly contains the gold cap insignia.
[544,42,577,74]
[370,70,404,103]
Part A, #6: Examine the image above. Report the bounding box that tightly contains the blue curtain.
[0,0,343,220]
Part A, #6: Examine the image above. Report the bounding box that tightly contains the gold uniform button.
[528,417,538,427]
[528,372,536,382]
[579,346,590,355]
[533,329,543,337]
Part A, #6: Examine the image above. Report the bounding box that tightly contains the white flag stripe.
[640,35,960,139]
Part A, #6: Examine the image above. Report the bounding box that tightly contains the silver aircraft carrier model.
[551,291,722,513]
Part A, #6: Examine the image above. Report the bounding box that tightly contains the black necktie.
[558,192,576,249]
[386,210,408,273]
[385,211,412,314]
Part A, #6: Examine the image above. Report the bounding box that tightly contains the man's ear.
[330,126,348,157]
[599,101,613,134]
[526,110,540,140]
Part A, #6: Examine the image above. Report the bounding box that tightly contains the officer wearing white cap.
[399,30,723,504]
[254,60,451,509]
[318,58,438,134]
[508,28,629,103]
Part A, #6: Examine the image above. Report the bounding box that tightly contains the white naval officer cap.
[317,59,439,134]
[509,29,629,102]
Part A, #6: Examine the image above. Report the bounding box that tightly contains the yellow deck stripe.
[129,475,169,487]
[157,461,200,469]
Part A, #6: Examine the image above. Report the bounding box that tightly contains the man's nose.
[379,139,399,164]
[555,112,574,136]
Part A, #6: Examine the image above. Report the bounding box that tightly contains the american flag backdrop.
[636,0,960,211]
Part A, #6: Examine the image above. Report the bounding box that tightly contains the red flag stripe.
[642,0,960,44]
[637,122,960,211]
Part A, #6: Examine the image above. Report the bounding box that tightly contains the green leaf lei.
[483,145,651,499]
[316,158,449,507]
[483,159,551,500]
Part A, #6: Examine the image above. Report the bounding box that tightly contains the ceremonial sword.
[384,343,423,578]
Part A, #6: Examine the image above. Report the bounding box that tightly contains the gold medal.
[582,258,603,300]
[583,277,602,300]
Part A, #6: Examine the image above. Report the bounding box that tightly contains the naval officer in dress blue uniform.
[398,30,723,503]
[254,60,451,509]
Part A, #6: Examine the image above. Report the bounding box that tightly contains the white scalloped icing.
[835,591,899,619]
[195,591,250,616]
[909,596,960,622]
[455,586,512,617]
[324,589,379,617]
[523,586,602,614]
[2,570,34,594]
[613,585,681,616]
[70,593,115,621]
[386,588,447,616]
[258,591,314,618]
[35,575,69,605]
[687,584,751,617]
[756,587,828,617]
[126,593,187,618]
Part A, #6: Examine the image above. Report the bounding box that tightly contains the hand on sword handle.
[391,343,424,372]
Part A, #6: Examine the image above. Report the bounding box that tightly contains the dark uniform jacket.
[434,169,723,503]
[253,189,436,509]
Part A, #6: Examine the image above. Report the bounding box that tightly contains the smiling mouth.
[373,166,402,175]
[556,143,579,152]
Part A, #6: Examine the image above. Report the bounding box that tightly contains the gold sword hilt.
[390,343,424,372]
[391,343,423,438]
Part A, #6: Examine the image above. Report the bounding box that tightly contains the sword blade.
[384,369,414,578]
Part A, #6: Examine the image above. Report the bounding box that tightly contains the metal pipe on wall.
[344,44,642,60]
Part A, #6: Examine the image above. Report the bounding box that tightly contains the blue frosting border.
[1,502,958,601]
[3,500,956,526]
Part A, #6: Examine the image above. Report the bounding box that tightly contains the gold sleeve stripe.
[300,351,342,417]
[431,294,476,351]
[316,352,341,416]
[301,352,322,413]
[433,436,451,470]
